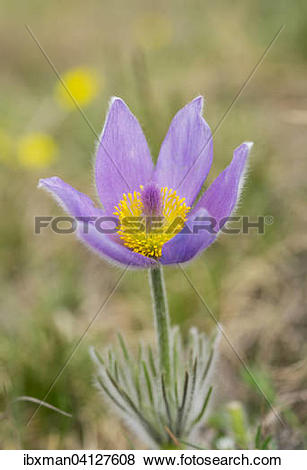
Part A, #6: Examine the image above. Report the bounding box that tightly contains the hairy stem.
[149,265,171,387]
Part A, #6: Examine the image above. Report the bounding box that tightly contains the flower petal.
[77,222,157,268]
[160,208,217,264]
[38,176,103,218]
[95,97,154,214]
[192,142,253,228]
[39,176,154,267]
[154,96,213,206]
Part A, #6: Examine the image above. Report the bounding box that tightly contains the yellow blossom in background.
[0,129,15,165]
[55,67,101,110]
[133,13,172,50]
[17,133,57,169]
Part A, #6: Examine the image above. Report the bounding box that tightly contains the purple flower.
[39,97,252,268]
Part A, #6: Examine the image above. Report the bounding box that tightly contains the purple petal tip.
[109,96,126,109]
[192,95,204,110]
[244,141,254,151]
[38,176,59,189]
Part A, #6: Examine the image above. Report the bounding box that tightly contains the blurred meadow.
[0,0,307,449]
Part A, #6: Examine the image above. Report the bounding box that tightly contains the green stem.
[149,265,171,387]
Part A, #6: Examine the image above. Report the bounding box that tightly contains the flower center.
[113,183,190,258]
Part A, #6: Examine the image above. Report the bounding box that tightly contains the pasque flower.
[39,97,252,267]
[39,97,253,447]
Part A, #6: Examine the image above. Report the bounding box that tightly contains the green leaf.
[255,425,272,450]
[228,401,249,449]
[96,376,127,413]
[91,347,105,367]
[175,371,189,435]
[161,374,172,428]
[147,345,157,378]
[262,435,272,450]
[182,358,198,429]
[201,348,213,382]
[255,425,262,449]
[142,360,154,406]
[117,333,130,362]
[191,385,213,426]
[105,368,162,445]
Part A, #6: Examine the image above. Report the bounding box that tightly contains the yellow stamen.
[114,186,190,258]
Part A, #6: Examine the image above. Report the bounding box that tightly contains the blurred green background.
[0,0,306,449]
